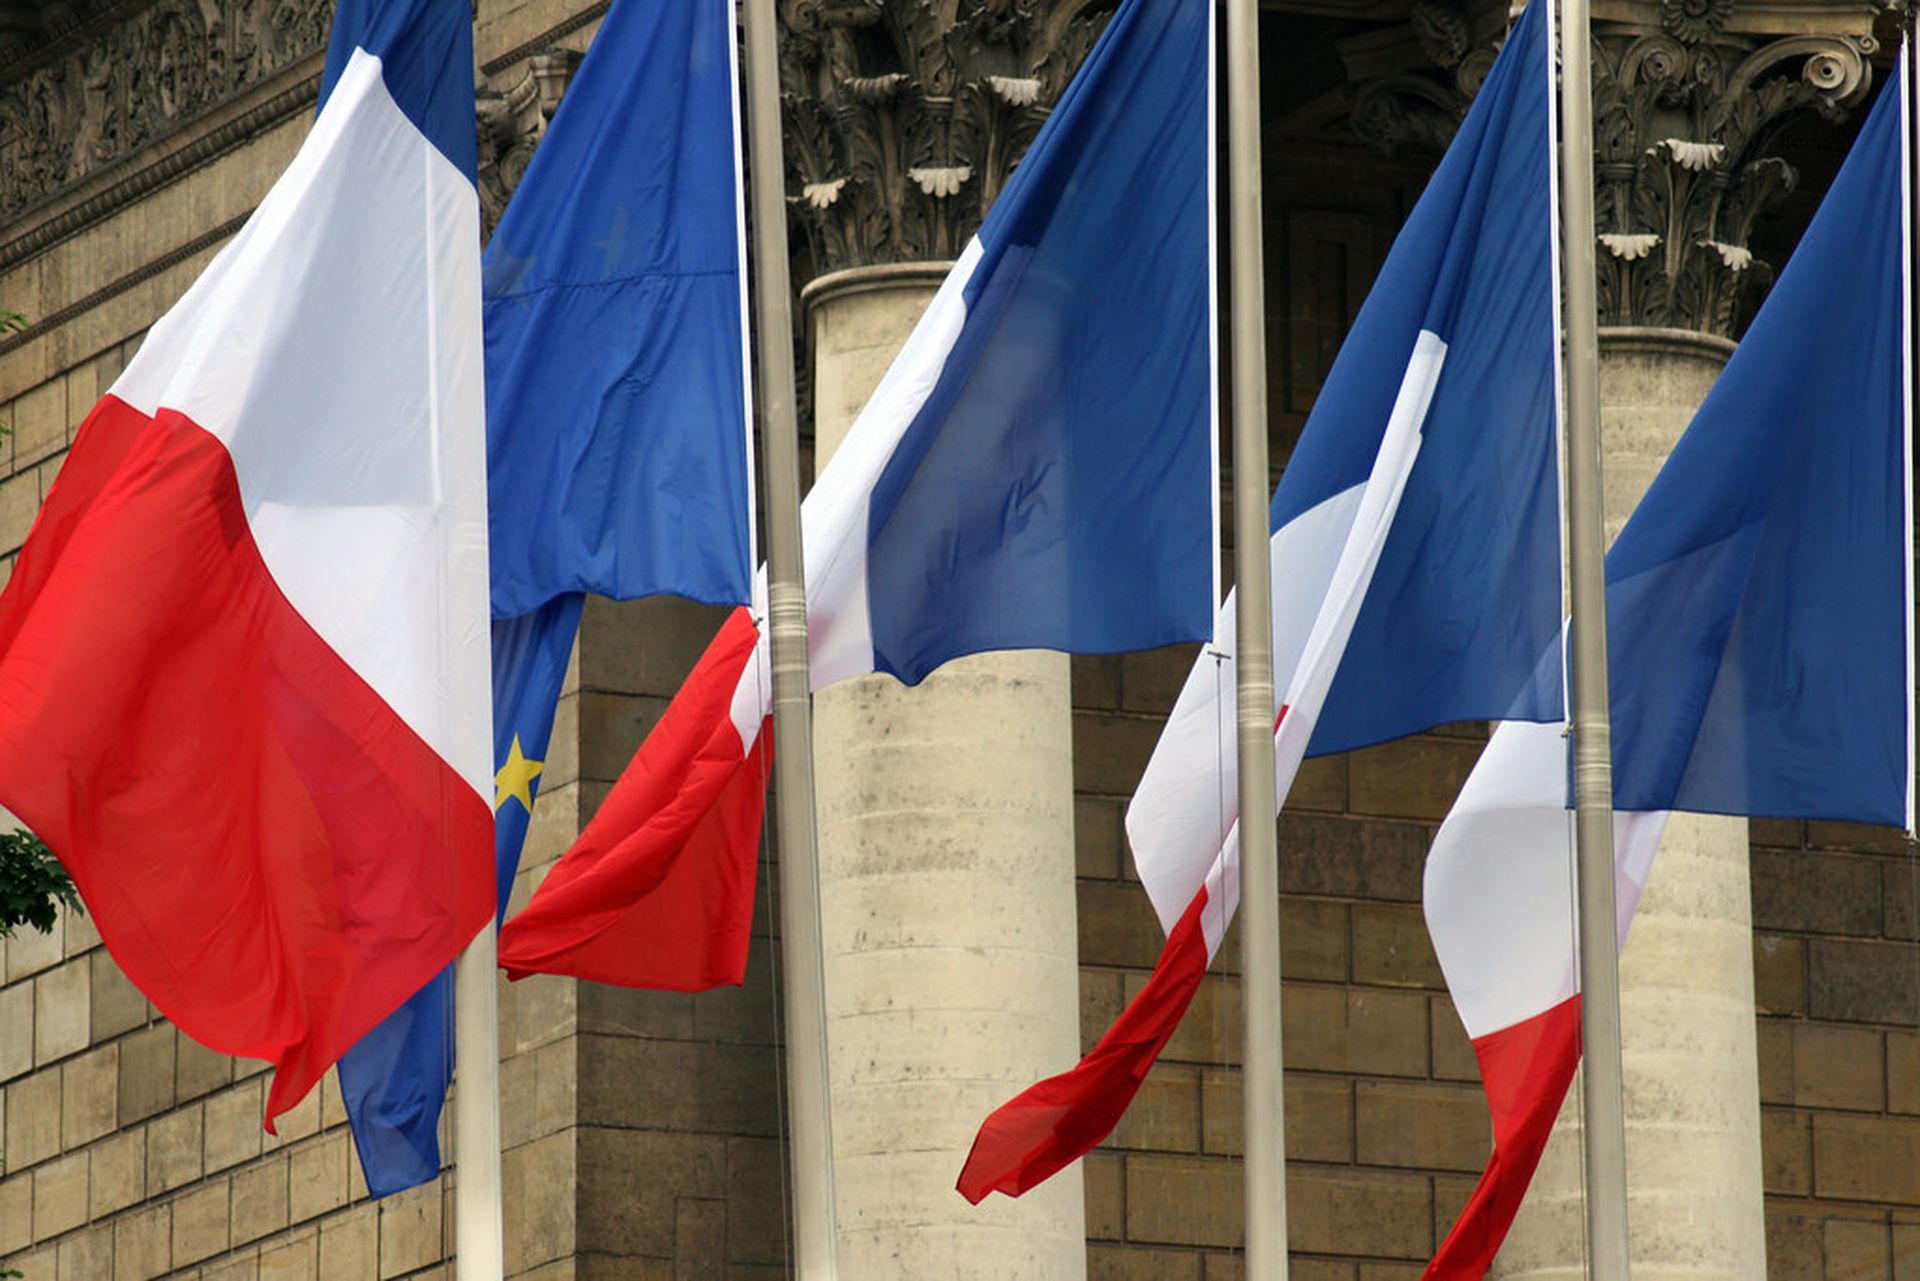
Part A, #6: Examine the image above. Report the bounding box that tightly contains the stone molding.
[798,258,952,314]
[777,0,1114,273]
[1595,322,1739,361]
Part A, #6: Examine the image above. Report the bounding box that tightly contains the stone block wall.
[0,902,457,1280]
[1069,646,1493,1278]
[1752,817,1920,1277]
[1,2,1917,1277]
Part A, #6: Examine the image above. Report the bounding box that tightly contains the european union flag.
[338,0,752,1196]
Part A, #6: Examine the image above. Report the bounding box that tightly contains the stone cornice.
[0,56,318,272]
[0,207,250,358]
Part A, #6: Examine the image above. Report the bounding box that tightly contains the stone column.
[778,8,1114,1275]
[1492,329,1763,1279]
[804,267,1086,1278]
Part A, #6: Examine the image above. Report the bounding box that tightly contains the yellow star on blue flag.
[494,734,545,813]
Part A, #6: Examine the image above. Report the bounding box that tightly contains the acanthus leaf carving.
[1591,21,1868,336]
[1349,2,1879,338]
[476,48,583,239]
[778,0,1113,275]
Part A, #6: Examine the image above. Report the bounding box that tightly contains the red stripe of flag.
[0,397,495,1128]
[1425,995,1581,1279]
[497,606,766,992]
[957,879,1217,1203]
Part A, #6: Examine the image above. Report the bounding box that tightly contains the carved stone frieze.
[477,49,583,238]
[1590,16,1878,335]
[778,0,1115,273]
[0,0,330,221]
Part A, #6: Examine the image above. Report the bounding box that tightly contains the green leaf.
[0,829,81,940]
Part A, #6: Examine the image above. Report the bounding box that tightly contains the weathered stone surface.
[88,1127,145,1218]
[1123,1155,1239,1248]
[259,1229,320,1281]
[1355,1080,1491,1173]
[318,1206,378,1278]
[205,1079,265,1173]
[1428,997,1478,1084]
[30,1149,87,1240]
[0,981,31,1083]
[286,1132,348,1225]
[1350,903,1444,990]
[1891,1032,1920,1117]
[1200,1071,1352,1165]
[502,1131,574,1274]
[231,1156,290,1246]
[33,957,87,1065]
[1289,1167,1432,1259]
[1347,735,1480,823]
[172,1178,232,1265]
[1760,1108,1809,1197]
[88,950,148,1042]
[113,1202,172,1281]
[176,1033,234,1102]
[1088,1242,1204,1280]
[1813,1114,1920,1204]
[54,1222,112,1281]
[1811,939,1920,1025]
[1752,848,1881,936]
[1111,1066,1201,1154]
[1824,1217,1891,1279]
[147,1103,205,1194]
[724,1135,786,1268]
[1752,933,1806,1017]
[376,1181,442,1279]
[4,917,61,983]
[0,1168,30,1255]
[60,1044,116,1150]
[1083,1151,1124,1241]
[1277,813,1427,902]
[4,1067,58,1172]
[117,1024,176,1126]
[1281,984,1429,1078]
[1792,1024,1884,1112]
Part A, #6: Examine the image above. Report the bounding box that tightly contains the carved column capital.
[776,0,1114,275]
[1342,0,1885,337]
[1590,4,1882,335]
[477,49,583,238]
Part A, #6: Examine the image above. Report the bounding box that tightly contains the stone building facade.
[0,0,1916,1277]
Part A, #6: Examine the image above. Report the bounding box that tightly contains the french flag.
[1423,55,1914,1277]
[0,0,492,1128]
[499,0,1218,985]
[960,0,1562,1201]
[338,0,756,1193]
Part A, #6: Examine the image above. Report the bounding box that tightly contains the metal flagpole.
[1224,0,1287,1275]
[455,930,505,1280]
[1557,0,1632,1272]
[742,2,841,1276]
